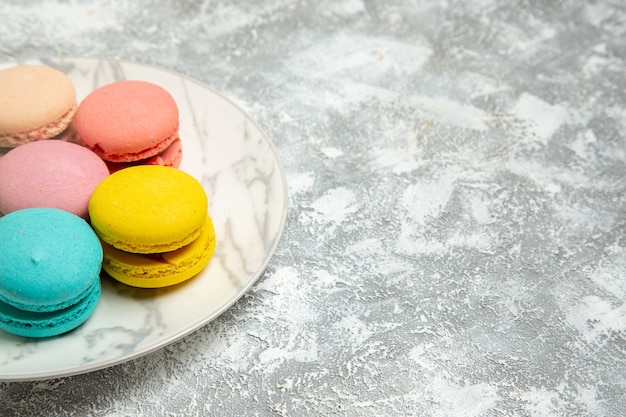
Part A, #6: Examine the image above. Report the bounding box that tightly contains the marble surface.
[1,0,625,415]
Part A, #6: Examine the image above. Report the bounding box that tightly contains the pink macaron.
[74,80,183,171]
[0,140,109,219]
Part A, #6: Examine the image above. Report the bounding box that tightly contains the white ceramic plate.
[0,58,287,381]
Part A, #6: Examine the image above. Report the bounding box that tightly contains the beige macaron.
[0,65,77,147]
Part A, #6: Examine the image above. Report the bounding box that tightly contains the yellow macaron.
[89,165,208,254]
[88,165,216,288]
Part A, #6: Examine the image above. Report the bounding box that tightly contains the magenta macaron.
[74,80,183,171]
[0,140,109,219]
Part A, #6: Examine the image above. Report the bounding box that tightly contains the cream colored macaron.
[0,65,77,147]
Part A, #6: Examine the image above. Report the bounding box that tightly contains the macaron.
[74,80,183,170]
[0,208,102,338]
[88,165,215,288]
[0,65,77,148]
[89,165,208,253]
[0,140,109,219]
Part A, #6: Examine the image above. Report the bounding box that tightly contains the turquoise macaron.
[0,208,103,338]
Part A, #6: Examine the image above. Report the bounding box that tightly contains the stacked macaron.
[74,80,183,173]
[0,208,102,338]
[89,165,216,288]
[0,64,217,338]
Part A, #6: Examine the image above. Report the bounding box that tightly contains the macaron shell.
[0,140,109,218]
[0,280,100,338]
[0,208,103,312]
[0,65,76,146]
[89,165,208,253]
[102,216,216,288]
[74,80,179,162]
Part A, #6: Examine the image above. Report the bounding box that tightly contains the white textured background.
[1,0,626,415]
